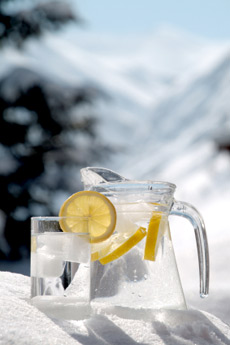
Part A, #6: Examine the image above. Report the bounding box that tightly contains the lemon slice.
[143,212,164,261]
[98,227,146,265]
[59,191,117,243]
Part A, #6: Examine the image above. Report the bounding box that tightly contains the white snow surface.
[1,271,230,345]
[1,26,230,342]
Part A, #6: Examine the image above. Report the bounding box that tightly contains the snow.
[1,272,230,345]
[1,25,230,342]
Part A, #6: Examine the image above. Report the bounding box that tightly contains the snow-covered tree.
[0,1,107,261]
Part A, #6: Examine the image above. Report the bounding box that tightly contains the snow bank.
[0,272,229,345]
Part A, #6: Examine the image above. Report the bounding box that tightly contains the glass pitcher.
[81,167,209,316]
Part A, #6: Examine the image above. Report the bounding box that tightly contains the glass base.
[31,296,92,320]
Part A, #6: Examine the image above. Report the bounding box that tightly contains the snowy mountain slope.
[119,52,230,183]
[52,28,230,150]
[1,28,229,150]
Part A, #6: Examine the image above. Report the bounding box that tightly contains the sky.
[75,0,230,40]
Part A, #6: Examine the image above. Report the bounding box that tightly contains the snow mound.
[0,272,229,345]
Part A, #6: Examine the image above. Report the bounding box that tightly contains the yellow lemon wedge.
[91,251,99,262]
[98,227,147,265]
[59,191,117,243]
[31,236,37,253]
[144,212,165,261]
[91,237,111,261]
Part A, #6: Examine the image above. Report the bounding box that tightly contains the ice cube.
[116,201,153,226]
[37,233,64,255]
[62,233,90,264]
[115,213,139,234]
[36,232,90,264]
[31,252,64,278]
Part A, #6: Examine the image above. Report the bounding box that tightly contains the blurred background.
[0,0,230,319]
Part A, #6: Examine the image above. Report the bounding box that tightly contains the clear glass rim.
[31,216,90,221]
[31,217,90,236]
[90,180,176,194]
[33,231,90,236]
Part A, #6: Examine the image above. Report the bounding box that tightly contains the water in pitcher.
[90,194,187,316]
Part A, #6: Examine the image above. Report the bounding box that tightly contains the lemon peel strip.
[143,212,163,261]
[99,227,146,265]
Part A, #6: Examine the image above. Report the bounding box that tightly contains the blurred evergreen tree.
[0,0,78,46]
[0,1,106,261]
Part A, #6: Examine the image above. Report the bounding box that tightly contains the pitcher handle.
[170,200,209,298]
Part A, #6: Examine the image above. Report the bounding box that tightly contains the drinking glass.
[30,217,91,319]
